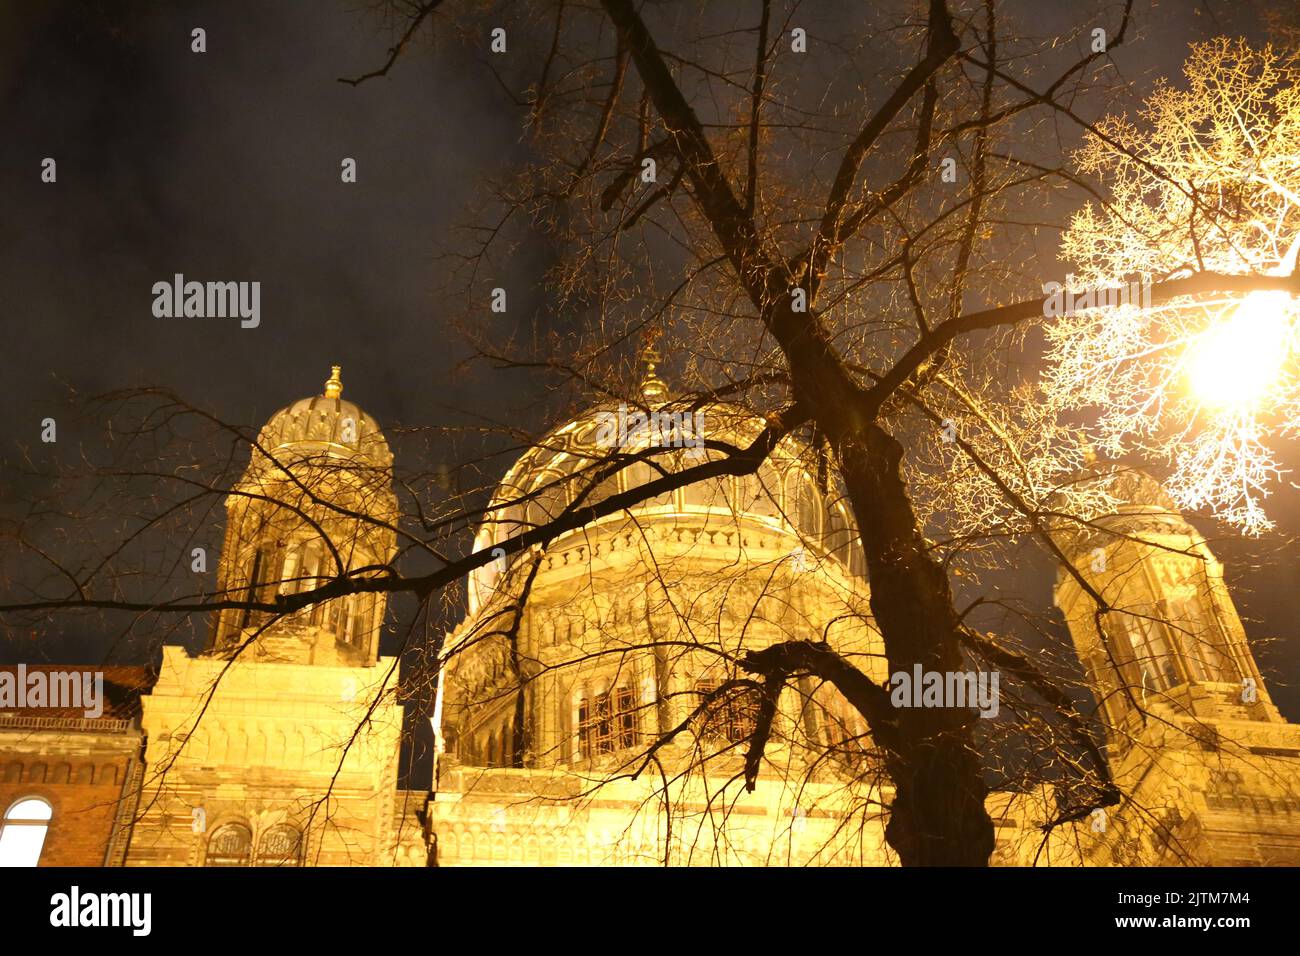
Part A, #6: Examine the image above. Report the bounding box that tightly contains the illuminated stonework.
[9,369,1299,867]
[127,367,420,867]
[1043,462,1300,865]
[428,411,1300,866]
[431,392,891,865]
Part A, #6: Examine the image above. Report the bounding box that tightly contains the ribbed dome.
[1050,457,1196,563]
[468,398,863,609]
[254,366,393,469]
[1074,460,1181,514]
[1096,465,1179,513]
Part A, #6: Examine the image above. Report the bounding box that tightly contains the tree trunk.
[838,424,995,866]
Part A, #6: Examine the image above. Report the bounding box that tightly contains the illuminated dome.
[1051,452,1195,563]
[1086,462,1180,514]
[467,385,864,611]
[440,360,882,806]
[254,365,393,469]
[211,364,398,664]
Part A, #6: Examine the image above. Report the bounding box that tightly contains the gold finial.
[639,328,667,400]
[324,365,343,399]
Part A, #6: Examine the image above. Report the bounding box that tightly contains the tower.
[1053,461,1300,864]
[208,364,396,666]
[129,367,416,866]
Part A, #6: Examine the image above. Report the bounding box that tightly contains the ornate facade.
[1041,464,1300,865]
[124,366,422,867]
[2,365,1297,866]
[432,370,883,865]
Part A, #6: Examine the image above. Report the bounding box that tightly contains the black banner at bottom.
[1,865,1285,944]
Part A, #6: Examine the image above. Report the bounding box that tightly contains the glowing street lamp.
[1185,291,1293,410]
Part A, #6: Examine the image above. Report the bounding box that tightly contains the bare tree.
[385,0,1296,864]
[5,0,1299,867]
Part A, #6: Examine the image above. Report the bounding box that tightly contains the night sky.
[1,0,1297,736]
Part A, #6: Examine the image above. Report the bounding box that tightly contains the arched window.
[1161,594,1236,682]
[577,684,637,758]
[747,463,785,520]
[789,472,823,537]
[0,798,53,867]
[680,472,729,511]
[1109,610,1179,692]
[280,542,302,595]
[239,546,274,630]
[343,593,375,650]
[694,677,759,744]
[205,822,253,867]
[501,722,514,767]
[818,693,866,756]
[622,460,676,509]
[526,471,570,528]
[571,464,617,511]
[256,825,303,867]
[299,540,327,625]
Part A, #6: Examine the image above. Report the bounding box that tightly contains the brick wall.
[0,733,140,866]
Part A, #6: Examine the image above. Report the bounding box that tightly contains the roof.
[0,664,155,723]
[253,366,393,470]
[467,398,863,611]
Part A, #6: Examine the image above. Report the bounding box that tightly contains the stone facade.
[122,366,414,867]
[126,646,405,866]
[3,371,1298,867]
[427,403,1300,867]
[1044,464,1300,865]
[427,389,890,864]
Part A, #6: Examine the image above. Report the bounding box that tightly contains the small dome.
[1050,457,1196,564]
[1078,461,1180,514]
[255,365,393,469]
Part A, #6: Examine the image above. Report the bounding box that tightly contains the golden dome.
[467,398,863,609]
[1050,457,1196,563]
[254,365,393,470]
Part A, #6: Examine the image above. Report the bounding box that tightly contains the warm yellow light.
[1186,291,1292,409]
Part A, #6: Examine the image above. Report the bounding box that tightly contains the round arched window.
[0,798,53,867]
[257,825,303,867]
[205,822,253,867]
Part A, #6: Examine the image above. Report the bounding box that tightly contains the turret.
[210,366,398,666]
[1053,458,1280,752]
